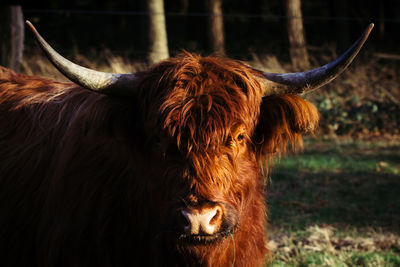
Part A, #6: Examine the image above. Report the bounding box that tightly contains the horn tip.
[358,23,374,44]
[25,20,37,33]
[366,23,374,35]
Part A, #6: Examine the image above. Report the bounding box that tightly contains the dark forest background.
[12,0,400,61]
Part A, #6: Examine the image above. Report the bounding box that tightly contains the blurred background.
[1,1,399,266]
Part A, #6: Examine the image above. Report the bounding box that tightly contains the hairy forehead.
[137,53,265,155]
[141,54,264,150]
[140,52,263,98]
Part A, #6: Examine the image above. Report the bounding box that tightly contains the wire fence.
[22,8,399,23]
[22,8,400,61]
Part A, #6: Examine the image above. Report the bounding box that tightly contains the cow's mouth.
[177,228,235,245]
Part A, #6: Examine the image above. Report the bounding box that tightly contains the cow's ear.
[253,94,319,158]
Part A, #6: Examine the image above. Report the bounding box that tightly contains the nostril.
[209,207,222,225]
[178,210,191,229]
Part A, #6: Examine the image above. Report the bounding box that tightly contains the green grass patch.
[276,154,399,174]
[274,139,400,174]
[275,154,398,174]
[266,139,400,266]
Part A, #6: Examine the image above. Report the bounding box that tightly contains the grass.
[274,140,400,174]
[266,138,400,266]
[270,250,400,267]
[267,225,400,267]
[276,154,398,174]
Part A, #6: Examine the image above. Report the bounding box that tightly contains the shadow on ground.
[267,140,400,233]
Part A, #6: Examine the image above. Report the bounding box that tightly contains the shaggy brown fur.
[0,52,318,267]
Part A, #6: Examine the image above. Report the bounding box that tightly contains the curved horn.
[26,21,138,95]
[262,23,374,96]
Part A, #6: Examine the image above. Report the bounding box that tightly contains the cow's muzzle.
[171,202,238,244]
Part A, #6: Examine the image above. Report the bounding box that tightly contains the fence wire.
[23,8,399,23]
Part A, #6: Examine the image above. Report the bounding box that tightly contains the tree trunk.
[147,0,169,64]
[333,0,350,52]
[206,0,225,56]
[0,6,24,72]
[285,0,309,70]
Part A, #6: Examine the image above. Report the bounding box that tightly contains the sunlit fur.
[0,52,318,267]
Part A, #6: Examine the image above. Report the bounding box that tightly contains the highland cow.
[0,22,373,266]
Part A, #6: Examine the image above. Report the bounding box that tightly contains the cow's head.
[26,21,373,250]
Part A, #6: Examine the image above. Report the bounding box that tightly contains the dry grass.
[266,225,400,267]
[268,225,400,254]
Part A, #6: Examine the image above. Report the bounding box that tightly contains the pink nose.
[180,205,223,235]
